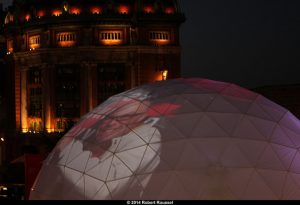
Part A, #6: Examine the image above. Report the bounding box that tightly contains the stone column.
[20,69,28,132]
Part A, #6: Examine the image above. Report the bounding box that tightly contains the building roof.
[4,0,183,25]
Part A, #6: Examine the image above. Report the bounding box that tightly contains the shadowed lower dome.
[30,78,300,200]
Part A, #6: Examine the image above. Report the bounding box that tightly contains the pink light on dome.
[147,103,181,117]
[118,5,129,14]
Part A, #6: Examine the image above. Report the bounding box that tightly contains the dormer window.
[37,10,45,18]
[52,9,62,16]
[118,5,129,14]
[165,7,175,14]
[90,7,102,14]
[57,32,77,47]
[99,31,123,46]
[144,5,154,14]
[70,7,81,15]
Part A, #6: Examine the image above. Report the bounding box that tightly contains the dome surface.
[30,78,300,200]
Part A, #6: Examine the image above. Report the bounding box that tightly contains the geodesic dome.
[30,78,300,200]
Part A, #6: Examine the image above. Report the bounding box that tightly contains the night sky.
[180,0,300,88]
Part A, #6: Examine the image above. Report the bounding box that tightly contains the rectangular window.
[29,35,41,50]
[56,32,77,47]
[99,31,123,45]
[149,31,170,45]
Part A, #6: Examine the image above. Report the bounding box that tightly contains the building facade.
[1,0,185,161]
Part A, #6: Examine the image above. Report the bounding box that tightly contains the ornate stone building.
[1,0,185,161]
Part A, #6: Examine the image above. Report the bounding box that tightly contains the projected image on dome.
[30,78,300,200]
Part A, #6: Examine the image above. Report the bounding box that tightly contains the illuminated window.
[28,118,43,133]
[4,12,14,24]
[99,31,123,45]
[149,31,170,45]
[90,6,102,14]
[70,7,81,15]
[56,32,77,47]
[29,35,40,50]
[52,9,62,16]
[7,39,13,53]
[37,10,45,18]
[144,5,154,13]
[118,5,129,14]
[165,7,175,14]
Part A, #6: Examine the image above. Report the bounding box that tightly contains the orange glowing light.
[119,5,129,14]
[90,6,102,14]
[52,9,62,16]
[162,70,168,80]
[57,32,77,47]
[100,39,123,46]
[70,7,81,15]
[25,14,30,21]
[7,40,13,53]
[63,3,69,12]
[21,128,28,133]
[151,39,170,46]
[99,31,123,45]
[37,10,45,17]
[155,71,163,81]
[28,117,43,133]
[144,5,154,13]
[165,7,175,14]
[46,128,55,133]
[5,13,14,24]
[29,35,41,50]
[59,41,75,47]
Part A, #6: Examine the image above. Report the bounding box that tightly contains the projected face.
[31,86,182,199]
[42,91,164,199]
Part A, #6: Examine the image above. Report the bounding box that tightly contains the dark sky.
[180,0,300,88]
